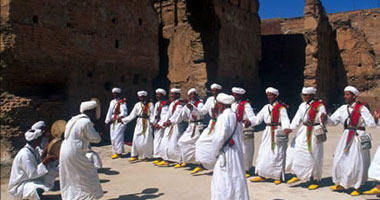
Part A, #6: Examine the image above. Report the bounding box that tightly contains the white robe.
[122,101,154,159]
[59,114,103,200]
[253,102,290,180]
[232,101,257,172]
[193,96,219,169]
[286,101,326,181]
[8,144,49,200]
[178,100,204,163]
[86,149,103,169]
[327,103,376,189]
[160,99,184,163]
[151,100,169,158]
[211,108,249,200]
[369,145,380,181]
[105,98,128,154]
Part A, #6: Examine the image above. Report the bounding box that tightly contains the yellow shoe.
[129,157,138,162]
[250,176,266,182]
[153,160,160,164]
[363,187,380,195]
[274,180,281,185]
[111,154,119,159]
[350,189,360,196]
[308,184,319,190]
[330,185,345,191]
[287,177,300,184]
[157,161,169,166]
[245,173,251,178]
[174,163,181,168]
[190,167,204,174]
[181,162,187,167]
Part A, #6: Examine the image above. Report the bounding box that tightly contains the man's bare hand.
[283,128,292,135]
[186,103,193,110]
[320,113,328,124]
[243,120,251,128]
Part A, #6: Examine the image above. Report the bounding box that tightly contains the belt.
[138,116,150,119]
[190,120,203,124]
[266,122,281,126]
[303,122,321,127]
[345,126,365,131]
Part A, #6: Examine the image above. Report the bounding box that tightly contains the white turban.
[216,93,235,105]
[137,91,148,97]
[302,87,317,95]
[211,83,222,90]
[25,129,43,142]
[155,88,166,96]
[170,88,181,94]
[112,88,121,93]
[265,87,279,96]
[80,101,98,113]
[344,86,359,96]
[187,88,198,95]
[31,121,46,130]
[232,87,246,95]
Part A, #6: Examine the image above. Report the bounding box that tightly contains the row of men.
[106,84,380,199]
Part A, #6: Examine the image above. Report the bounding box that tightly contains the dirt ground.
[1,126,380,200]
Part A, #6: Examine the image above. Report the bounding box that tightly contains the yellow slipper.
[174,163,181,168]
[129,157,138,162]
[274,180,281,185]
[153,160,160,164]
[245,173,251,178]
[287,177,300,184]
[308,184,319,190]
[190,167,204,174]
[181,162,187,167]
[157,161,169,166]
[350,189,360,196]
[250,176,266,182]
[111,154,119,159]
[363,187,380,195]
[330,185,345,191]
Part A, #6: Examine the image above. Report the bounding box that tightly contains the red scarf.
[306,100,323,152]
[344,103,363,152]
[141,101,151,135]
[156,100,167,122]
[236,100,248,122]
[172,100,182,114]
[112,98,126,130]
[270,102,284,151]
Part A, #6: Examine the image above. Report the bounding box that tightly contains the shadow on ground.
[108,188,164,200]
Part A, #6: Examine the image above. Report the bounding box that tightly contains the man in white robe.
[155,88,185,167]
[191,83,222,173]
[105,87,128,159]
[211,93,250,200]
[8,129,58,200]
[59,100,103,200]
[284,87,327,190]
[250,87,290,185]
[177,88,204,168]
[151,88,169,164]
[231,87,257,178]
[325,86,378,196]
[122,91,154,161]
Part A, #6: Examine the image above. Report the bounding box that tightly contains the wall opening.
[152,24,171,91]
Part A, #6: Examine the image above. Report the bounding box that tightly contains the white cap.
[302,87,317,95]
[211,83,222,90]
[187,88,198,95]
[232,87,246,95]
[344,86,359,96]
[265,87,279,96]
[31,121,45,130]
[170,88,181,94]
[216,93,235,105]
[155,88,166,96]
[80,101,98,113]
[25,129,43,142]
[137,91,148,97]
[112,88,121,93]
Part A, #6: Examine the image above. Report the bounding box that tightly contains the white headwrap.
[31,121,46,130]
[211,83,222,90]
[302,87,317,95]
[216,93,235,105]
[232,87,246,95]
[265,87,279,96]
[137,91,148,97]
[80,101,98,113]
[344,86,359,96]
[155,88,167,96]
[187,88,198,95]
[25,129,43,142]
[170,88,181,94]
[112,88,121,93]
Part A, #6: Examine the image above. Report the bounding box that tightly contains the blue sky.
[259,0,380,19]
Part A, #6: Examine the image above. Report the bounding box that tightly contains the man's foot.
[350,189,360,196]
[190,167,204,174]
[174,163,181,168]
[363,187,380,195]
[181,162,187,167]
[330,185,345,191]
[128,157,138,162]
[153,160,160,164]
[274,180,281,185]
[111,154,119,159]
[250,176,266,182]
[308,184,319,190]
[287,177,300,184]
[156,161,169,166]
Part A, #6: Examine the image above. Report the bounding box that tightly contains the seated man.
[8,129,57,200]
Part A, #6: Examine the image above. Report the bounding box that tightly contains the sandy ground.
[1,126,380,200]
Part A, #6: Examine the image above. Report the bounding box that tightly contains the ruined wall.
[1,0,159,160]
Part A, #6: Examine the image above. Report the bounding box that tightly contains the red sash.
[208,102,218,135]
[112,98,126,130]
[172,100,182,114]
[156,100,167,122]
[141,102,152,135]
[344,103,363,152]
[306,100,323,152]
[236,101,248,122]
[270,103,284,151]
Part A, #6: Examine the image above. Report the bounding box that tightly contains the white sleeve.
[22,152,48,180]
[280,107,290,129]
[83,120,101,143]
[252,106,265,126]
[105,101,113,124]
[290,105,302,130]
[327,106,345,126]
[122,103,139,124]
[361,106,376,127]
[244,103,257,125]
